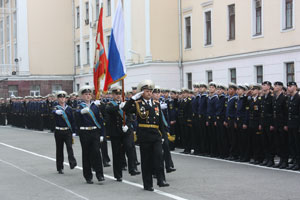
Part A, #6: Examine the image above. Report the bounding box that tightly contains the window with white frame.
[0,20,3,45]
[13,11,17,39]
[76,84,80,91]
[85,2,89,24]
[96,0,100,20]
[76,6,80,28]
[30,85,40,96]
[52,85,62,94]
[0,0,3,7]
[256,65,263,83]
[253,0,262,36]
[86,41,90,64]
[228,4,235,40]
[85,82,89,85]
[230,68,236,84]
[8,85,18,97]
[204,10,212,46]
[6,45,10,64]
[0,48,4,64]
[282,0,294,30]
[184,16,191,49]
[14,42,17,60]
[76,44,80,66]
[286,62,294,83]
[107,0,111,16]
[207,70,213,83]
[187,73,192,89]
[6,16,10,42]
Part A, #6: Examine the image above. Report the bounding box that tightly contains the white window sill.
[184,48,192,51]
[204,44,213,48]
[281,27,295,33]
[252,34,264,39]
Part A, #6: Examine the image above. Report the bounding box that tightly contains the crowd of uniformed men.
[1,80,300,189]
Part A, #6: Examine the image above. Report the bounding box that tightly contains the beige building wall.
[181,0,300,61]
[27,0,74,75]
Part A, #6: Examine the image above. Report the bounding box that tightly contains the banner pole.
[122,79,126,125]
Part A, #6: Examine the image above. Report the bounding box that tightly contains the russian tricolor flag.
[103,0,126,92]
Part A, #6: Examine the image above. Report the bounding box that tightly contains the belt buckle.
[237,117,240,121]
[217,116,219,120]
[208,116,211,119]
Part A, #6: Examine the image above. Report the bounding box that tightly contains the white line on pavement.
[0,158,89,200]
[171,151,300,174]
[0,142,189,200]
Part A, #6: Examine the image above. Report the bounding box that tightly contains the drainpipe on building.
[178,0,183,88]
[72,0,76,92]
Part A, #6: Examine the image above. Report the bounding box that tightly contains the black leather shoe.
[291,164,300,171]
[58,169,64,174]
[130,170,141,176]
[103,162,111,167]
[144,187,154,191]
[288,164,296,170]
[261,159,269,166]
[166,168,176,173]
[86,180,93,184]
[116,178,122,182]
[158,181,170,187]
[97,176,105,182]
[279,162,288,169]
[135,161,140,166]
[266,160,275,167]
[70,163,77,170]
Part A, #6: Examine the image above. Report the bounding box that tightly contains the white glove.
[55,110,63,115]
[94,100,101,106]
[122,125,128,133]
[160,103,168,110]
[119,102,126,109]
[162,138,165,144]
[80,107,90,114]
[100,136,104,142]
[132,91,144,100]
[72,133,76,137]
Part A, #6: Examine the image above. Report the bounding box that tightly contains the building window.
[0,0,3,7]
[76,84,80,91]
[13,12,17,39]
[6,16,10,42]
[86,42,90,64]
[107,0,111,16]
[6,45,10,64]
[187,73,192,90]
[286,62,294,83]
[8,85,18,97]
[285,0,293,29]
[76,44,80,66]
[207,71,213,83]
[0,20,3,45]
[85,2,89,24]
[52,85,62,94]
[30,85,40,97]
[184,16,191,49]
[76,6,80,28]
[14,42,17,60]
[0,48,4,64]
[228,4,235,40]
[107,35,111,49]
[256,65,263,84]
[205,11,212,46]
[96,0,100,20]
[254,0,262,35]
[85,82,89,85]
[230,68,236,84]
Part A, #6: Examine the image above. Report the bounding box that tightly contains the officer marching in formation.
[121,80,170,191]
[53,91,77,174]
[105,85,140,182]
[75,86,105,184]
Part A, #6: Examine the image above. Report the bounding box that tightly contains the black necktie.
[147,100,151,106]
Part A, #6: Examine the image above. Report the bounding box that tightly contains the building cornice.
[4,75,74,81]
[201,0,213,8]
[183,45,300,66]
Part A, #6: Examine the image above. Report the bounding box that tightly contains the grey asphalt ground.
[0,126,300,200]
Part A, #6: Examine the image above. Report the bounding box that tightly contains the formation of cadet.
[169,81,300,171]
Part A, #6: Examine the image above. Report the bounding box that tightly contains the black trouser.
[227,119,239,158]
[207,120,217,156]
[54,130,77,171]
[183,124,193,152]
[0,114,5,125]
[289,127,300,164]
[275,127,289,162]
[250,126,264,162]
[217,119,228,158]
[192,117,201,153]
[262,123,275,161]
[79,129,103,181]
[199,117,207,154]
[238,123,250,160]
[100,139,110,164]
[162,134,174,170]
[288,128,297,160]
[176,120,185,148]
[140,139,164,189]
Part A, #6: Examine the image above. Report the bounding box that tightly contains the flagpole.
[122,79,126,126]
